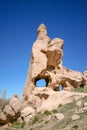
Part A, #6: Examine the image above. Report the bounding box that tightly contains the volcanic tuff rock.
[0,95,22,124]
[22,24,87,104]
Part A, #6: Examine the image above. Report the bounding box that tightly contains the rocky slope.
[1,91,87,130]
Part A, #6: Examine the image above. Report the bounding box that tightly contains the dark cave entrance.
[35,77,49,87]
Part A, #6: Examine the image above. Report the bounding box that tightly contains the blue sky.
[0,0,87,99]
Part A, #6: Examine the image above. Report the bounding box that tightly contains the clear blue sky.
[0,0,87,98]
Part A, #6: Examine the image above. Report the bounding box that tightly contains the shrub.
[32,115,40,124]
[44,110,51,116]
[72,125,78,130]
[52,109,58,113]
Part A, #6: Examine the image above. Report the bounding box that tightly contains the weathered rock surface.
[9,95,22,114]
[20,106,35,123]
[1,24,87,128]
[22,23,87,105]
[21,106,35,118]
[71,114,80,121]
[55,113,64,120]
[0,112,8,124]
[0,95,22,125]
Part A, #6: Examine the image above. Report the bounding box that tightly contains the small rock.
[0,112,8,124]
[3,105,15,117]
[24,115,33,123]
[21,106,35,118]
[83,102,87,107]
[76,101,82,107]
[10,94,22,114]
[55,113,64,120]
[77,108,84,113]
[71,114,80,121]
[82,106,87,111]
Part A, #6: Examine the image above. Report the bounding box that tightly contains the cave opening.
[35,77,49,87]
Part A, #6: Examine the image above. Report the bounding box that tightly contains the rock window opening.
[58,85,63,91]
[35,77,49,87]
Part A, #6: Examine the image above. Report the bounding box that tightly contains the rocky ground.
[0,90,87,130]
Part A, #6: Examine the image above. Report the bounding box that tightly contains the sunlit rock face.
[22,24,86,103]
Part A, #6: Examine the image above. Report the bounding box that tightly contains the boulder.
[55,113,64,120]
[0,112,8,124]
[71,114,80,121]
[21,106,35,117]
[10,94,22,114]
[21,106,35,123]
[83,102,87,107]
[0,95,22,125]
[3,105,15,117]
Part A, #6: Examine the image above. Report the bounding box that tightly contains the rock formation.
[22,23,87,105]
[0,95,22,124]
[0,24,87,128]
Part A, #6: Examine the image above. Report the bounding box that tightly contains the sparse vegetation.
[56,101,76,116]
[75,87,85,92]
[32,115,40,124]
[30,128,33,130]
[54,117,72,129]
[5,122,25,130]
[74,87,87,93]
[44,110,52,116]
[45,120,49,124]
[1,94,87,130]
[58,104,62,107]
[72,125,79,130]
[12,122,25,129]
[52,109,58,113]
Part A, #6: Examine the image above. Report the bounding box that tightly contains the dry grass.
[0,90,9,111]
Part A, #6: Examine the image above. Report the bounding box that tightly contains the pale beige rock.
[0,112,8,124]
[47,38,64,68]
[3,105,15,117]
[21,106,35,118]
[83,102,87,107]
[84,68,87,79]
[21,106,35,123]
[28,95,41,108]
[23,115,33,123]
[82,106,87,111]
[55,113,64,120]
[71,114,80,121]
[10,94,22,114]
[0,95,22,125]
[37,91,87,112]
[76,101,82,107]
[77,108,84,114]
[22,23,87,107]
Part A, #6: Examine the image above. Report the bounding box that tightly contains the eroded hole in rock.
[47,65,55,71]
[35,77,49,87]
[80,83,84,88]
[58,85,63,91]
[54,85,63,91]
